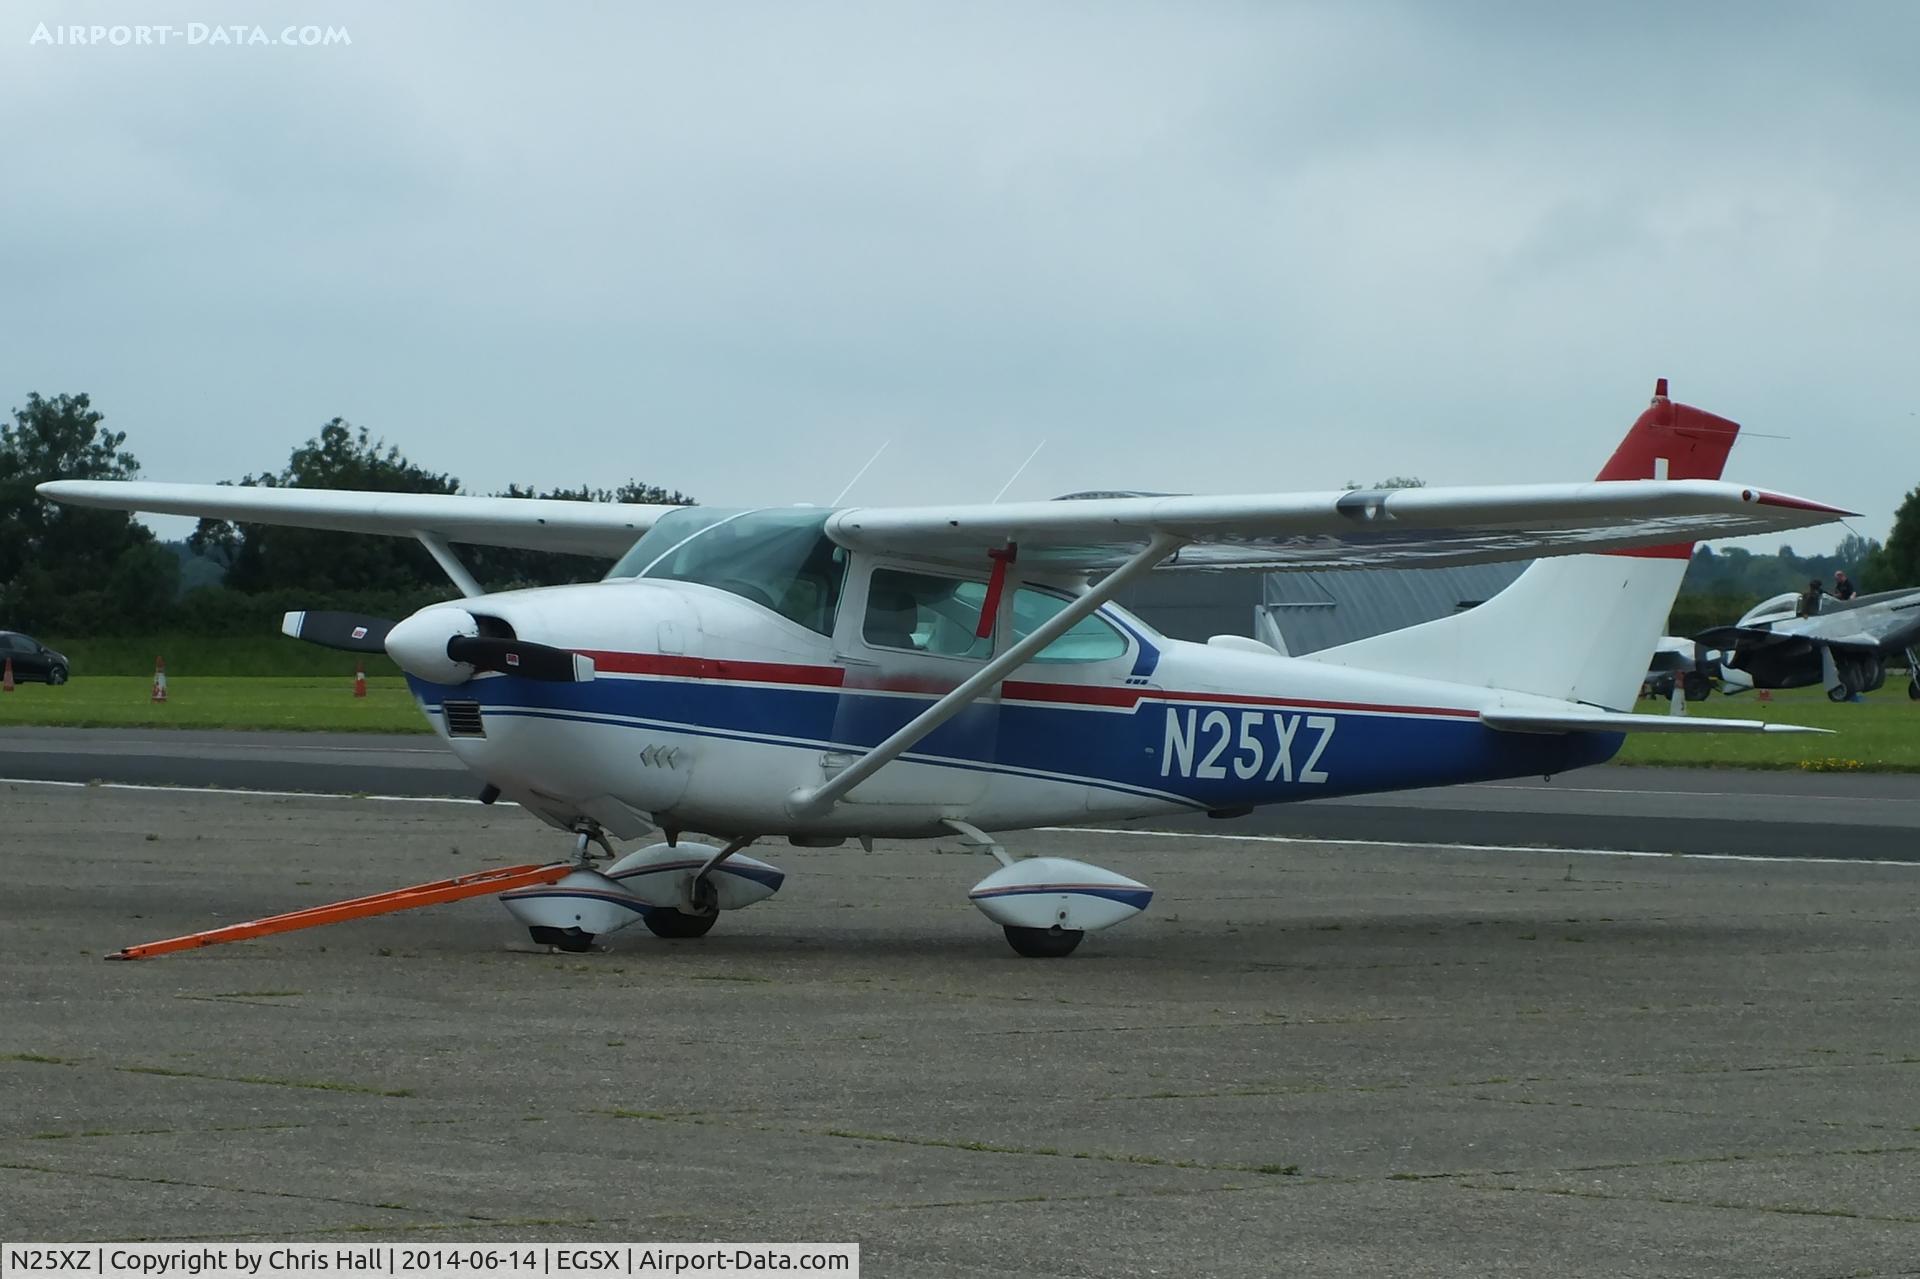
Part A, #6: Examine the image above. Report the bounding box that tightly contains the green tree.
[1863,485,1920,592]
[1836,532,1878,568]
[0,392,176,632]
[190,420,461,594]
[464,480,695,588]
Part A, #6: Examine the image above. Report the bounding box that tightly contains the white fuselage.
[400,564,1621,842]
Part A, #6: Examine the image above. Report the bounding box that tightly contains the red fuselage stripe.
[580,650,848,687]
[572,650,1476,718]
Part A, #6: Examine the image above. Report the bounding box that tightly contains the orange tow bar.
[106,862,574,960]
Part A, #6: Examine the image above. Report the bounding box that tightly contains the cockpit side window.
[858,574,1130,663]
[607,507,846,636]
[864,570,992,659]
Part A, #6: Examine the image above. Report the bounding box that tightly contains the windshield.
[607,507,847,635]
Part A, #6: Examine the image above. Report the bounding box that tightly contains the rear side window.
[1011,589,1129,663]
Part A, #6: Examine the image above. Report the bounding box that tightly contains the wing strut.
[416,532,485,598]
[787,534,1185,818]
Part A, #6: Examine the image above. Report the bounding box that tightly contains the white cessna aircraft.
[43,382,1849,958]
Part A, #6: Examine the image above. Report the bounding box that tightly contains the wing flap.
[1481,709,1829,735]
[36,481,671,558]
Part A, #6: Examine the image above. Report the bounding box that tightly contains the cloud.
[3,1,1914,546]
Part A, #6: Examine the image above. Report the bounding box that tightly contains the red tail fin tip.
[1597,381,1740,484]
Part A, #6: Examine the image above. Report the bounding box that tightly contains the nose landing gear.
[498,827,648,952]
[498,827,787,951]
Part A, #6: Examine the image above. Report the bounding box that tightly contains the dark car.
[0,631,69,684]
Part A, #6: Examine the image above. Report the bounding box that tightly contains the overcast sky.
[5,1,1914,552]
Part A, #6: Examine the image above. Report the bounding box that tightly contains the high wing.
[36,481,676,558]
[827,481,1852,572]
[41,477,1850,572]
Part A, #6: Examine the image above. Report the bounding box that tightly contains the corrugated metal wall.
[1255,564,1527,655]
[1117,563,1526,655]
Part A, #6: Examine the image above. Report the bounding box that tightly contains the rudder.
[1306,380,1739,710]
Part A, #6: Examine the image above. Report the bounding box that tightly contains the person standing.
[1833,569,1858,601]
[1798,578,1825,617]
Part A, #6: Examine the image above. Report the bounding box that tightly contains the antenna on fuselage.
[991,439,1048,504]
[832,440,891,506]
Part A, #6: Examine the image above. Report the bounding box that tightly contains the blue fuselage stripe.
[410,674,1621,808]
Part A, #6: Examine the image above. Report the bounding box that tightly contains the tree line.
[1665,534,1888,636]
[1,392,692,636]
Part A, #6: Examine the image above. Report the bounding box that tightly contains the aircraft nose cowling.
[385,606,479,684]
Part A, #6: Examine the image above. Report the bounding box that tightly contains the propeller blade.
[444,635,595,683]
[282,611,396,653]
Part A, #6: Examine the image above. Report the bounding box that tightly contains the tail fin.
[1307,380,1739,710]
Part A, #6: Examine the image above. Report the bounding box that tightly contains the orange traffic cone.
[353,661,367,698]
[151,656,168,703]
[2,657,13,693]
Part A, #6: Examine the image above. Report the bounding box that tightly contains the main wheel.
[1908,678,1919,701]
[1829,683,1853,703]
[1683,671,1712,701]
[1004,925,1084,958]
[47,665,67,686]
[643,908,718,939]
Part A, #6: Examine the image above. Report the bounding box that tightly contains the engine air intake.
[443,700,486,738]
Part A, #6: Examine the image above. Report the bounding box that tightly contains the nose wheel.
[526,925,599,953]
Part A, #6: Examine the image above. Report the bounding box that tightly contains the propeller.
[288,604,595,684]
[281,611,396,653]
[445,635,595,683]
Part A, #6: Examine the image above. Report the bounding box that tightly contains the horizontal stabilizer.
[1480,709,1829,736]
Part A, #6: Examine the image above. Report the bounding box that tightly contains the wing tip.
[1748,489,1858,518]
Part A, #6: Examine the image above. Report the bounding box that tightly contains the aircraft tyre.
[1829,683,1853,703]
[642,908,718,939]
[1908,678,1919,701]
[1683,671,1712,701]
[1004,925,1084,958]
